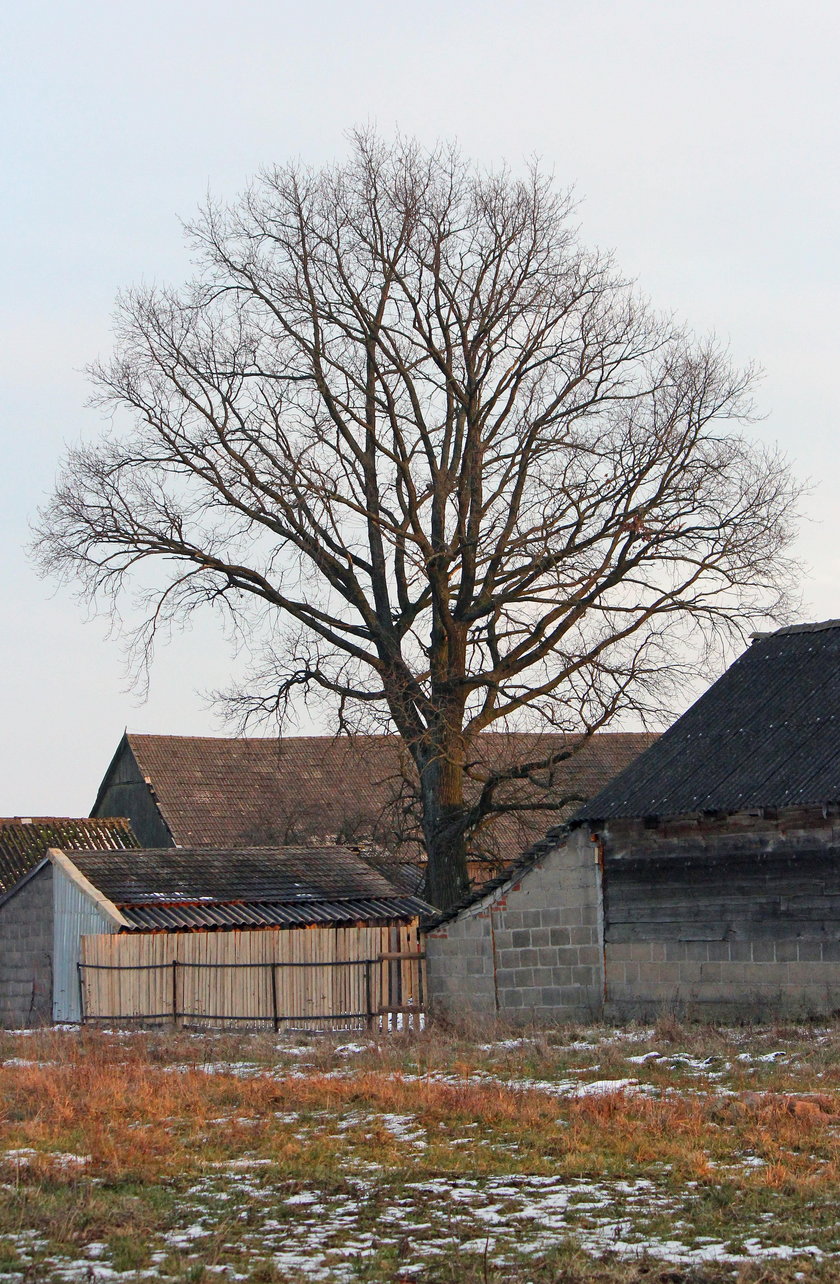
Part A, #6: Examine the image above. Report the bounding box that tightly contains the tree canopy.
[35,132,801,907]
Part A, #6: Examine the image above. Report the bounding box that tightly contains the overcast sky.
[1,0,838,815]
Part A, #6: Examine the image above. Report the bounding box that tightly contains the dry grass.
[0,1022,839,1280]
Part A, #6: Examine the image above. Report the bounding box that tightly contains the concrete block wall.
[424,829,605,1024]
[606,938,840,1022]
[0,864,53,1028]
[601,812,840,1021]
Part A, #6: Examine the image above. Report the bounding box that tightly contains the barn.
[0,845,430,1029]
[90,730,657,891]
[0,817,137,1026]
[425,620,840,1023]
[578,618,840,1021]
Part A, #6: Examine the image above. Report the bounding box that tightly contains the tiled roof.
[0,818,137,896]
[573,620,840,822]
[109,731,658,866]
[66,846,431,931]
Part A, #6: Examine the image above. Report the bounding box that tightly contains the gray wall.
[92,738,173,848]
[52,865,116,1023]
[602,814,840,1021]
[0,863,53,1028]
[425,808,840,1025]
[424,829,604,1025]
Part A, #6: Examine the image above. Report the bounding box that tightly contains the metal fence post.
[77,961,85,1025]
[171,959,178,1027]
[270,962,279,1032]
[364,959,373,1032]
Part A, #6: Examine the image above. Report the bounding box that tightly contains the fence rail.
[79,923,425,1031]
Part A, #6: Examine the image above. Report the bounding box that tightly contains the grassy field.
[1,1020,840,1282]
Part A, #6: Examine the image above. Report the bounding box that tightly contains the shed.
[425,620,840,1024]
[0,845,431,1028]
[573,618,840,1020]
[0,817,138,1026]
[91,730,657,890]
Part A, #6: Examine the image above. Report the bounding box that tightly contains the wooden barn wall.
[91,741,173,848]
[602,813,840,1020]
[80,922,426,1031]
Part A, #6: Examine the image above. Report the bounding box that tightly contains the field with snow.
[1,1021,840,1282]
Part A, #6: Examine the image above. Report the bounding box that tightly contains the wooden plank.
[75,922,428,1031]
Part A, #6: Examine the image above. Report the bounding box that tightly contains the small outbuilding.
[425,620,840,1023]
[0,845,431,1029]
[0,817,137,1026]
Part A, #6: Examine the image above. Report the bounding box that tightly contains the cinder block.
[787,961,826,984]
[518,910,543,930]
[623,943,653,964]
[530,928,551,948]
[663,940,687,961]
[549,927,572,947]
[751,941,775,963]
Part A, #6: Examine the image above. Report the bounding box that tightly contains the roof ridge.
[757,618,840,639]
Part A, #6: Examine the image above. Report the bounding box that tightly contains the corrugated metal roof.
[66,845,433,930]
[573,621,840,821]
[0,818,137,896]
[94,731,657,871]
[120,896,431,930]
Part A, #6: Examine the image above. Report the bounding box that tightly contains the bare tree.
[34,133,801,907]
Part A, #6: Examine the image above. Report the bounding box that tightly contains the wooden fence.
[79,922,426,1031]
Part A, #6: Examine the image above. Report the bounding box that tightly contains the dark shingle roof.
[0,818,137,896]
[103,731,657,865]
[573,620,840,822]
[67,846,431,930]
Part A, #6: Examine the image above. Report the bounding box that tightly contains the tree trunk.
[418,732,471,910]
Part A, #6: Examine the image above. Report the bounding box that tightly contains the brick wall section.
[424,829,605,1024]
[0,863,53,1027]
